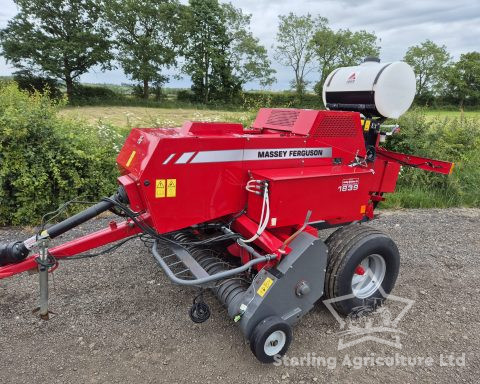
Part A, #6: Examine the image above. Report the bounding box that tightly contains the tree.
[183,0,228,103]
[444,52,480,107]
[274,13,327,96]
[311,28,380,94]
[183,0,274,103]
[404,40,451,102]
[0,0,113,100]
[221,3,276,89]
[105,0,184,99]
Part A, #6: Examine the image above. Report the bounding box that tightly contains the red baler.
[0,61,454,363]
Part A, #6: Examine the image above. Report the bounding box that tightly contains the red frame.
[0,216,149,279]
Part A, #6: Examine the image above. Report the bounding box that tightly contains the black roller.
[171,232,249,309]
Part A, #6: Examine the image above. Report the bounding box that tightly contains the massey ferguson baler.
[0,59,454,363]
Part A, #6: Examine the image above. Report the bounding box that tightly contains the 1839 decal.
[338,178,359,192]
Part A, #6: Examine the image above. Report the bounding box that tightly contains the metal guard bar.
[151,240,274,286]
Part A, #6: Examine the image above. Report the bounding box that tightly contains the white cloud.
[1,0,479,90]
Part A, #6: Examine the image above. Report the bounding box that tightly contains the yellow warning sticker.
[167,179,176,197]
[364,120,371,131]
[126,151,136,167]
[257,277,274,297]
[155,179,166,198]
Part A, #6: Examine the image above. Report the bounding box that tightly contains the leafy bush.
[70,84,124,104]
[383,109,480,208]
[176,89,195,103]
[241,91,323,109]
[0,82,122,225]
[13,70,63,100]
[176,89,323,109]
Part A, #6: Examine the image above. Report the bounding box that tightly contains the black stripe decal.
[326,68,342,87]
[373,63,392,86]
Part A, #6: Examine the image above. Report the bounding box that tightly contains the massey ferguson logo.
[257,149,325,159]
[347,72,357,83]
[174,147,333,164]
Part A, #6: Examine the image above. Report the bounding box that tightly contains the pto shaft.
[0,190,127,267]
[45,199,115,239]
[0,242,29,266]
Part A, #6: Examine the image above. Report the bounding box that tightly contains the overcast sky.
[0,0,479,90]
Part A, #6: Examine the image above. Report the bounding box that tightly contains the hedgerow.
[0,83,122,225]
[383,109,480,208]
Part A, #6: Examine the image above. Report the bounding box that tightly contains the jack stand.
[36,239,50,320]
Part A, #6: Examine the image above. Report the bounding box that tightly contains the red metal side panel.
[117,128,166,178]
[308,111,366,159]
[380,162,401,192]
[116,110,372,233]
[248,166,373,228]
[139,135,247,233]
[117,127,345,234]
[242,135,308,172]
[370,160,401,193]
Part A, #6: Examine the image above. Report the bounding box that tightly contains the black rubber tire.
[324,224,400,316]
[249,316,292,364]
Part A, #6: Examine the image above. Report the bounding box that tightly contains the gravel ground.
[1,208,479,384]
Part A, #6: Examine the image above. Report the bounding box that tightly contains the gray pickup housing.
[229,232,328,337]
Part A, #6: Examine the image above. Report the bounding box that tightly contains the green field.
[423,109,480,120]
[60,105,253,133]
[61,105,480,131]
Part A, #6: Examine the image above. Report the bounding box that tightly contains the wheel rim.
[264,330,286,356]
[351,254,386,299]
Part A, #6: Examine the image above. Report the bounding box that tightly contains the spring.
[171,232,249,309]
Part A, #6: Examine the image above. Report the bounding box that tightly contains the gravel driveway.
[1,208,479,383]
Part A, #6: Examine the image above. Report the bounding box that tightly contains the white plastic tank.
[322,58,416,119]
